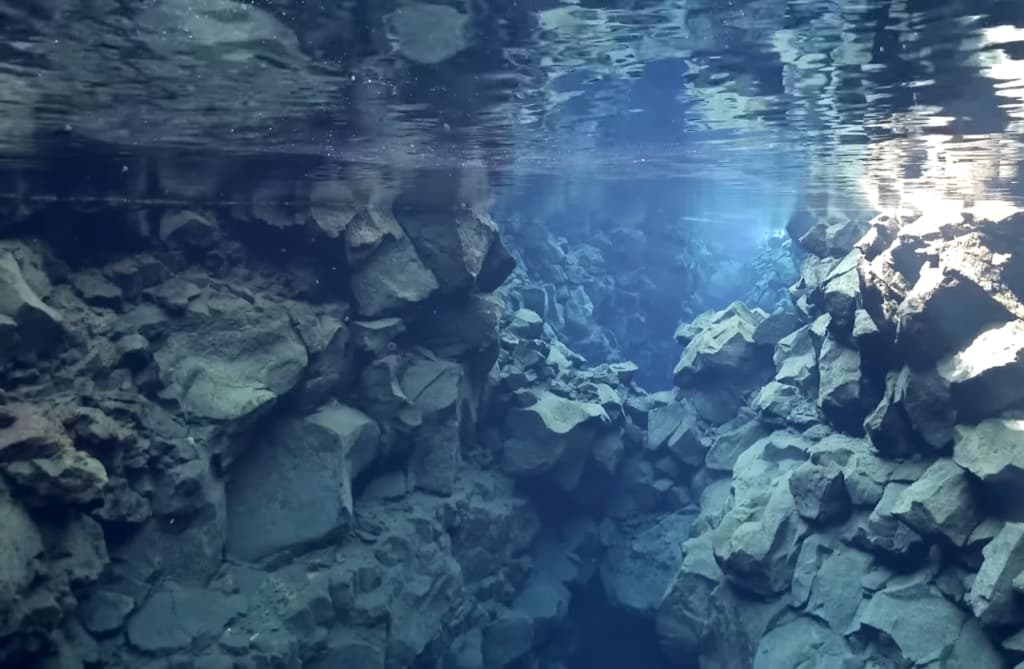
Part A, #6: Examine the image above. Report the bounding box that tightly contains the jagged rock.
[773,325,819,394]
[70,270,123,309]
[848,483,927,564]
[656,533,722,662]
[897,262,1014,368]
[788,461,851,525]
[674,302,768,386]
[817,335,872,435]
[856,581,1002,666]
[712,435,809,596]
[501,390,608,480]
[647,401,704,465]
[159,210,218,248]
[225,403,379,561]
[0,404,109,507]
[753,381,821,429]
[401,357,470,496]
[0,248,64,359]
[792,538,872,632]
[968,522,1024,626]
[890,458,981,547]
[705,415,768,473]
[104,255,168,299]
[937,319,1024,422]
[351,318,406,355]
[811,433,924,508]
[752,615,851,669]
[792,210,868,258]
[700,581,787,669]
[398,208,508,295]
[864,368,932,457]
[821,250,861,338]
[856,212,900,260]
[752,311,802,345]
[154,305,309,422]
[77,589,136,636]
[311,627,386,669]
[600,512,692,615]
[508,308,543,339]
[125,586,243,653]
[954,418,1024,520]
[351,235,440,317]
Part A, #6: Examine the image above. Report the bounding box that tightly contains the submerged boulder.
[954,418,1024,520]
[225,403,380,561]
[674,302,769,386]
[0,247,64,360]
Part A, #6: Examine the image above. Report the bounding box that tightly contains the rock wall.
[655,207,1024,668]
[3,145,1024,669]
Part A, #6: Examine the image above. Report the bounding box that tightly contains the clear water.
[2,0,1023,212]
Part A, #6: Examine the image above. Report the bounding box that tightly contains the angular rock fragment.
[817,335,872,434]
[968,522,1024,626]
[849,483,927,565]
[789,461,851,525]
[351,235,439,317]
[125,586,243,653]
[891,458,981,547]
[937,319,1024,422]
[225,403,379,561]
[600,512,692,615]
[954,418,1024,520]
[792,210,868,258]
[154,307,309,422]
[70,270,123,309]
[0,248,64,359]
[821,250,861,338]
[673,302,769,386]
[647,401,704,465]
[509,308,543,339]
[501,390,608,479]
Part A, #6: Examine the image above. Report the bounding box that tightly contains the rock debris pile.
[1,172,1023,669]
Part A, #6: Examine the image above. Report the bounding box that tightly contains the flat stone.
[509,308,544,339]
[125,587,243,653]
[351,235,439,317]
[77,589,136,636]
[70,270,123,309]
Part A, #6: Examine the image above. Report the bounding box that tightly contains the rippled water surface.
[2,0,1024,209]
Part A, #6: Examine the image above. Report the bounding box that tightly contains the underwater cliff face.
[3,0,1024,668]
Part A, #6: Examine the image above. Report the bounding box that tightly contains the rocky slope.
[2,161,1024,669]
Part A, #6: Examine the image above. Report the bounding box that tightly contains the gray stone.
[70,270,123,309]
[773,325,819,394]
[502,390,608,479]
[674,302,767,386]
[968,521,1024,626]
[159,210,218,248]
[752,311,803,345]
[154,307,308,421]
[817,335,869,435]
[308,627,385,669]
[752,381,821,429]
[789,461,851,525]
[351,235,439,317]
[0,249,63,359]
[864,370,920,458]
[656,534,722,662]
[753,615,851,669]
[125,586,243,653]
[706,416,769,473]
[600,512,692,615]
[954,418,1024,520]
[647,401,704,465]
[226,403,379,561]
[849,483,927,563]
[897,261,1013,367]
[794,211,869,258]
[77,590,136,636]
[938,319,1024,422]
[401,357,469,496]
[822,250,861,338]
[509,308,543,339]
[856,581,976,665]
[351,317,405,355]
[891,458,981,547]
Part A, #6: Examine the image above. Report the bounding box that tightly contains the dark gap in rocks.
[224,217,352,303]
[2,204,151,267]
[566,576,682,669]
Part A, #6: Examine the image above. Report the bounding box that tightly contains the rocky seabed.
[2,179,1024,669]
